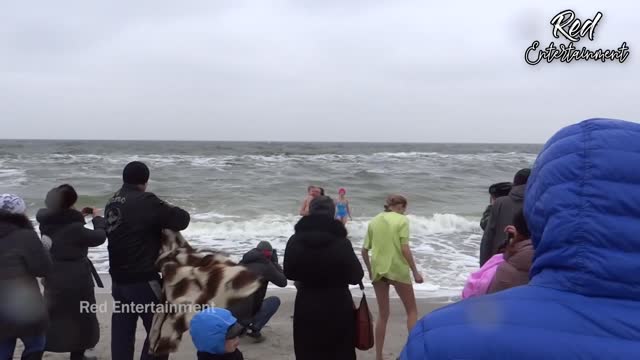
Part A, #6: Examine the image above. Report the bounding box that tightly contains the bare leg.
[392,281,418,332]
[373,280,390,360]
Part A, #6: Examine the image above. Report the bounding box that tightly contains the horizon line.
[0,138,544,146]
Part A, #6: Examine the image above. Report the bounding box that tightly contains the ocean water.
[0,140,541,300]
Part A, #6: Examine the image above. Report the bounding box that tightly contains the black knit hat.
[123,161,150,185]
[309,196,336,218]
[513,168,531,186]
[489,182,512,198]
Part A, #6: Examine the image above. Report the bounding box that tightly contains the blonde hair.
[384,194,408,212]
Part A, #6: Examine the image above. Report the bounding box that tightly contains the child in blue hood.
[190,308,245,360]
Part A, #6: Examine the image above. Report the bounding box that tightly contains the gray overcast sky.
[1,0,638,143]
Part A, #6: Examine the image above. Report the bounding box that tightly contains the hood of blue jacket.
[525,118,640,299]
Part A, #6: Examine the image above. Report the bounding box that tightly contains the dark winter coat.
[479,204,491,231]
[284,215,364,360]
[0,211,51,340]
[479,185,525,266]
[105,184,190,284]
[228,248,287,324]
[487,239,533,294]
[36,208,106,352]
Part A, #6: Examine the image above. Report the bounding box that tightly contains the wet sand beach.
[23,288,446,360]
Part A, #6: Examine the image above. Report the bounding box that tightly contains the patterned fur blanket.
[148,230,261,355]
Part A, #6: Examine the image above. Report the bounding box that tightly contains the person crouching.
[190,308,245,360]
[227,241,287,343]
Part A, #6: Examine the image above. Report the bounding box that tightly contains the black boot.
[21,351,44,360]
[70,350,97,360]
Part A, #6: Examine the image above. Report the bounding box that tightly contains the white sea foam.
[2,151,538,170]
[0,168,26,178]
[85,212,480,299]
[181,213,479,244]
[0,168,28,187]
[7,143,535,300]
[191,212,243,221]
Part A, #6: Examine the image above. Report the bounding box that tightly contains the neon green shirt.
[364,211,411,284]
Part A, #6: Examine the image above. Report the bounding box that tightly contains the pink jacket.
[462,254,505,299]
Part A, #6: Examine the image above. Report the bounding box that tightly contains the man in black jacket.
[229,241,287,342]
[480,182,512,231]
[479,168,530,266]
[105,161,190,360]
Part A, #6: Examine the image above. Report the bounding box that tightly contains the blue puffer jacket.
[401,119,640,359]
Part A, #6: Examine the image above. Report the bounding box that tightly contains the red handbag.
[354,282,374,350]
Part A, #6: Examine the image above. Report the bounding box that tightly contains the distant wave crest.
[1,152,538,170]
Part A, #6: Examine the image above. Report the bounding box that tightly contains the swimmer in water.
[335,188,352,224]
[299,186,321,216]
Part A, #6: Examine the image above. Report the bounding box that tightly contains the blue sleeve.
[401,318,428,359]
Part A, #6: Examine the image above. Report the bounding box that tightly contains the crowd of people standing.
[2,118,640,360]
[0,160,422,360]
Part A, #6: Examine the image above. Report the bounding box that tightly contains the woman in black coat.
[36,185,106,360]
[284,196,364,360]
